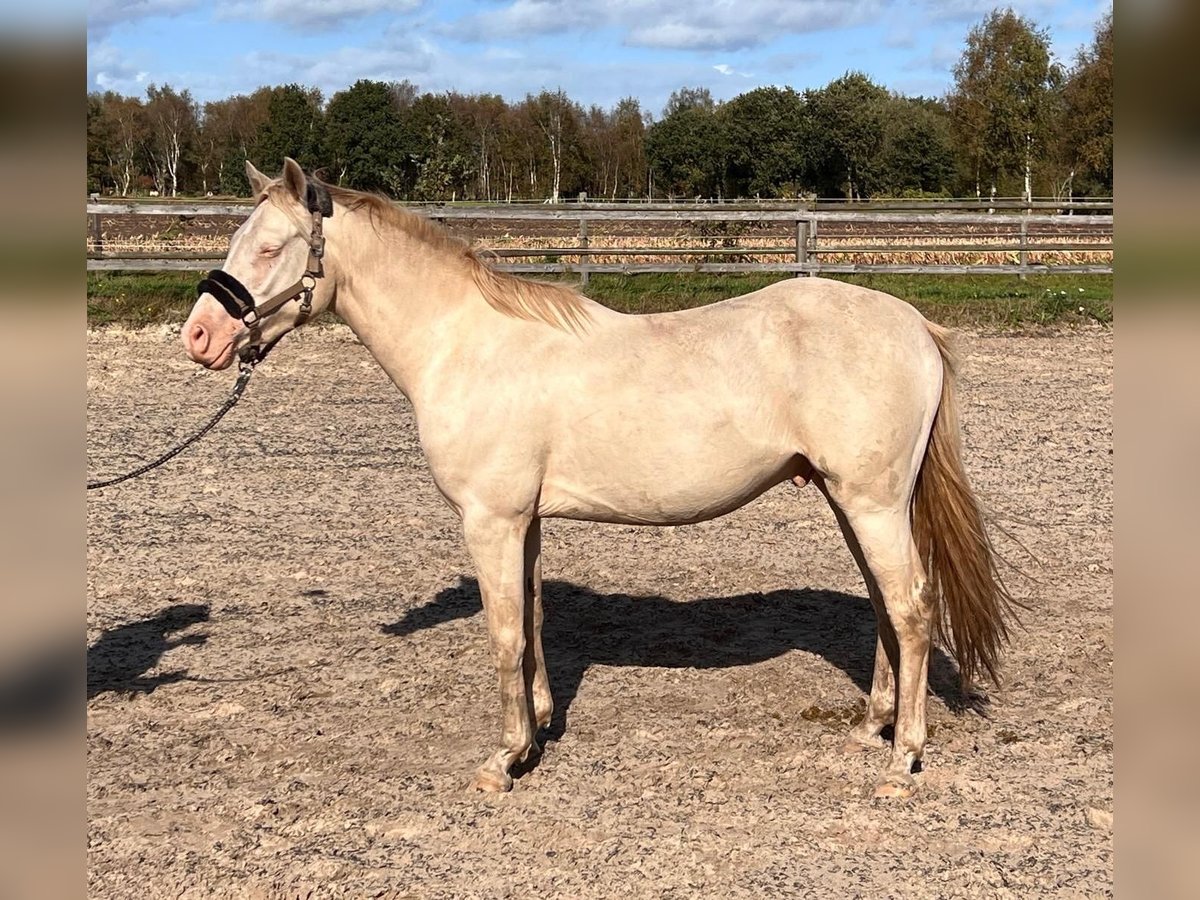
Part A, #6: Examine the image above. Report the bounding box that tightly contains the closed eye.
[259,246,282,257]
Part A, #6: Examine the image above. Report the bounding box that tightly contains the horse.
[183,159,1015,799]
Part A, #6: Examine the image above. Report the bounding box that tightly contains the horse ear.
[282,157,307,202]
[244,160,270,197]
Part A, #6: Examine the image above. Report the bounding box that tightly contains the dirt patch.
[87,324,1112,897]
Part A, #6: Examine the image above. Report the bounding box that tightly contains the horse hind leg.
[523,518,553,736]
[830,494,933,800]
[820,486,898,751]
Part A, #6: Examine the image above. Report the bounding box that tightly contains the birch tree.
[145,84,198,197]
[528,89,579,202]
[948,10,1060,203]
[94,93,147,195]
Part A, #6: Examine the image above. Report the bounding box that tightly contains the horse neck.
[327,210,478,403]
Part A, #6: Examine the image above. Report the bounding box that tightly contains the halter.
[196,181,333,367]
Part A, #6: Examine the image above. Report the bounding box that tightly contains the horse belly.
[538,433,800,525]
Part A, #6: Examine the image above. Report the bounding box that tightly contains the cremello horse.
[184,160,1014,799]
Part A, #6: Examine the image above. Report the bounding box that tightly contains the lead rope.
[86,364,255,491]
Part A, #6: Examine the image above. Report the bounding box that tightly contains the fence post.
[795,217,809,277]
[89,212,104,255]
[1018,215,1028,280]
[579,217,590,288]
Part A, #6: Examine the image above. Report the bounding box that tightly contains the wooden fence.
[86,201,1114,282]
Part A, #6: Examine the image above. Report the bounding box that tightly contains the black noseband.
[197,268,258,322]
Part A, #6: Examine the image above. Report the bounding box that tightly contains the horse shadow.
[382,576,973,746]
[86,603,210,700]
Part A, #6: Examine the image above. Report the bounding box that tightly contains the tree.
[210,90,271,194]
[609,97,648,199]
[145,84,198,197]
[722,86,809,197]
[449,91,506,201]
[877,97,956,195]
[324,80,405,192]
[646,87,726,198]
[526,89,580,202]
[86,94,106,193]
[254,84,325,174]
[663,86,715,117]
[807,72,890,198]
[196,99,238,195]
[493,102,534,201]
[89,92,148,195]
[1058,12,1112,196]
[948,9,1062,202]
[404,93,474,200]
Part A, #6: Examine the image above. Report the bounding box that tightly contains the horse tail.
[912,323,1019,686]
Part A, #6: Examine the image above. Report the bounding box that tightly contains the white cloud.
[239,38,436,93]
[713,63,754,78]
[452,1,889,52]
[88,0,200,38]
[921,0,1060,25]
[87,41,154,94]
[217,0,422,31]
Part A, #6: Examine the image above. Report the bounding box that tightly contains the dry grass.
[86,219,1112,269]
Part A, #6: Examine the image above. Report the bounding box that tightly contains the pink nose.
[186,322,210,358]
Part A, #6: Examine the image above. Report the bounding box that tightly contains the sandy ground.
[87,323,1112,898]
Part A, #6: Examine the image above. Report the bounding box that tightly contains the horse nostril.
[188,323,209,354]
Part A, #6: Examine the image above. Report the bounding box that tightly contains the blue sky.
[87,1,1111,115]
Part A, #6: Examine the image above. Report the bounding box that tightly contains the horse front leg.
[463,512,537,792]
[524,517,553,734]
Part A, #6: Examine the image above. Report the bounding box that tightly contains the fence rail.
[86,201,1114,280]
[86,194,1114,211]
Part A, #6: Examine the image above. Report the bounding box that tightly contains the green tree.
[86,94,106,193]
[324,80,405,192]
[1058,12,1112,196]
[877,97,956,195]
[807,72,890,198]
[721,86,810,198]
[88,92,149,195]
[646,87,726,198]
[948,9,1063,202]
[663,86,715,118]
[404,93,474,200]
[610,97,649,199]
[254,84,325,174]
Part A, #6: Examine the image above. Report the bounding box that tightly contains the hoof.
[873,772,917,800]
[471,767,513,793]
[842,734,886,753]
